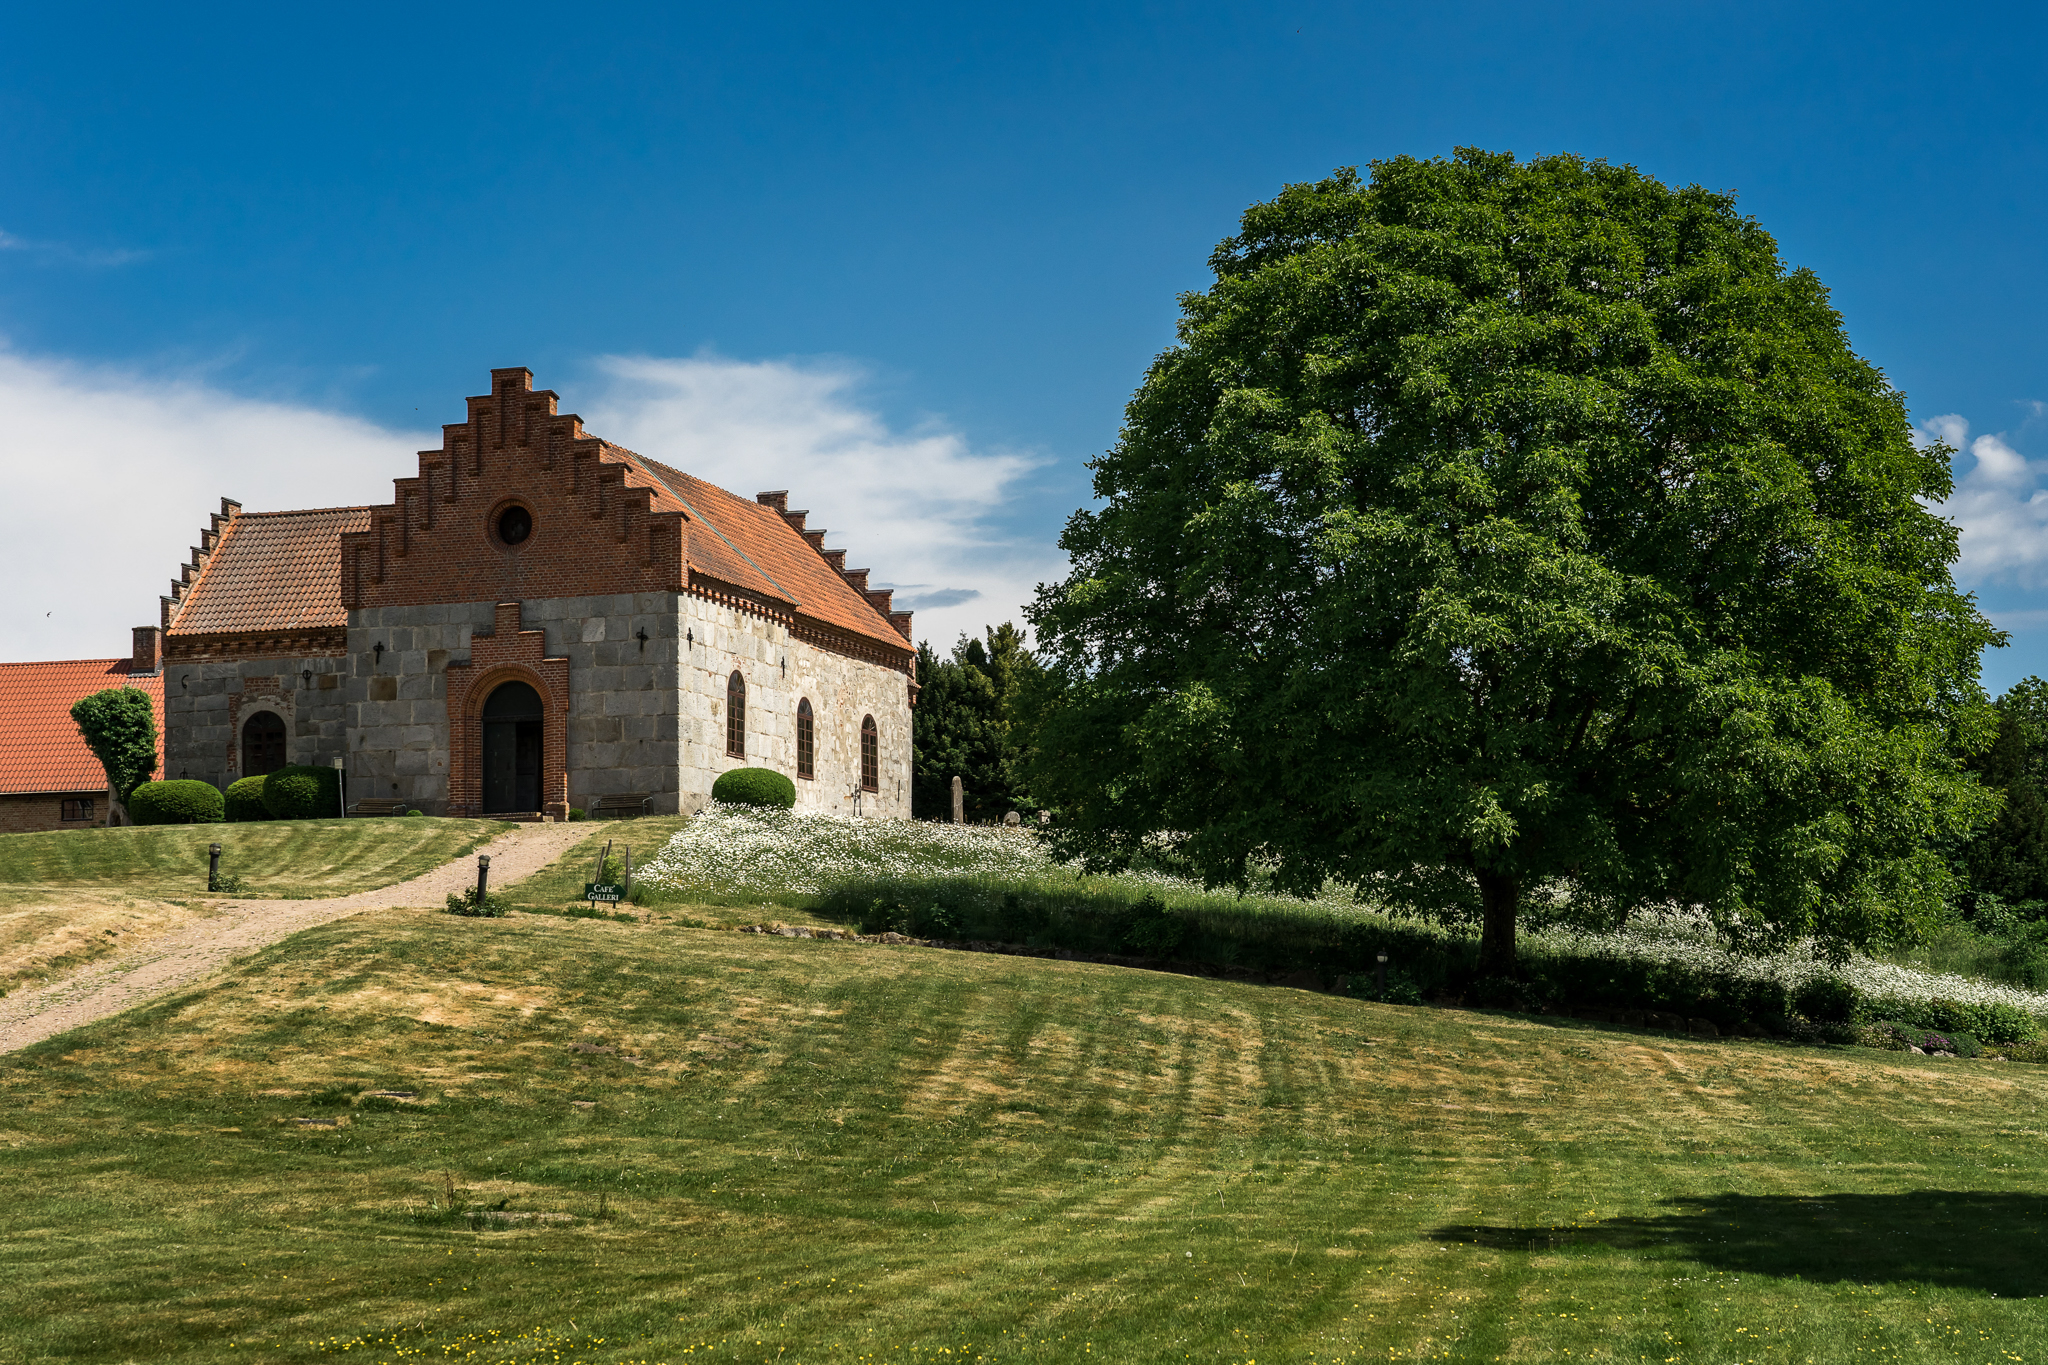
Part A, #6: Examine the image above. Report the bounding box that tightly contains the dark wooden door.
[481,681,544,813]
[241,710,287,777]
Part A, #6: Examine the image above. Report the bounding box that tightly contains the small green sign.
[584,883,625,903]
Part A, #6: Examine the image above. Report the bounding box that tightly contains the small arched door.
[481,680,544,813]
[242,710,287,776]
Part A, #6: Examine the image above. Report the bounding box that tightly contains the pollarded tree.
[70,686,159,827]
[1027,149,2002,975]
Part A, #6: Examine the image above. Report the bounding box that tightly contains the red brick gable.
[0,659,163,796]
[338,368,915,665]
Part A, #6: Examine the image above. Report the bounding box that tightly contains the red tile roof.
[630,455,907,651]
[168,507,374,636]
[0,659,164,796]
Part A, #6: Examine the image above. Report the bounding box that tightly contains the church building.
[153,367,917,820]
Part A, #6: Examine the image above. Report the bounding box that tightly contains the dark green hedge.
[261,765,341,821]
[224,775,272,823]
[712,767,796,809]
[129,780,225,826]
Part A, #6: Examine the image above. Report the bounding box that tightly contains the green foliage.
[1860,1020,1983,1057]
[127,780,224,826]
[223,776,272,823]
[1860,994,2040,1045]
[68,687,158,808]
[403,808,424,816]
[1028,148,2002,975]
[261,764,342,821]
[711,767,796,809]
[445,888,511,917]
[912,624,1045,821]
[1957,676,2048,912]
[568,807,587,821]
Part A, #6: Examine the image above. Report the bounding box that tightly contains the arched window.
[796,698,815,780]
[241,710,287,777]
[726,671,747,758]
[860,715,879,793]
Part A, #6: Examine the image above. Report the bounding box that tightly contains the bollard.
[476,853,492,905]
[208,842,223,892]
[1376,952,1388,997]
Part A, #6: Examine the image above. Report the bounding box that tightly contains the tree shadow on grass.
[1429,1191,2048,1297]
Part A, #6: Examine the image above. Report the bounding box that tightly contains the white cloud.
[0,350,430,662]
[0,347,1061,664]
[587,353,1062,650]
[1920,413,2048,586]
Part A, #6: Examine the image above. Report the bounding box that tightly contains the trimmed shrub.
[128,780,225,826]
[712,767,797,809]
[262,765,342,821]
[404,808,425,816]
[224,776,272,823]
[568,807,586,821]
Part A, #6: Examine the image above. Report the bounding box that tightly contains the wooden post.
[622,844,632,896]
[951,776,963,825]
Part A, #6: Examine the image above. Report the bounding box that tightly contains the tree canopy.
[1958,676,2048,915]
[70,686,159,822]
[1027,148,2001,974]
[912,624,1042,821]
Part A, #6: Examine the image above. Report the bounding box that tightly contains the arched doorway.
[241,710,287,777]
[481,680,543,813]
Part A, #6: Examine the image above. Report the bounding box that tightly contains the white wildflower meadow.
[635,804,1182,899]
[638,806,2048,1015]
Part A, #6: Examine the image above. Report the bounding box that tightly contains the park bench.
[589,792,654,820]
[348,798,411,817]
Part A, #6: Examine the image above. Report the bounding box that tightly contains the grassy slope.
[0,818,513,901]
[1,911,2045,1364]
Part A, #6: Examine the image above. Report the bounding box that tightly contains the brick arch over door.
[443,603,570,820]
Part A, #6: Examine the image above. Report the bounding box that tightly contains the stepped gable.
[337,366,914,667]
[163,500,372,662]
[0,658,163,795]
[338,367,693,612]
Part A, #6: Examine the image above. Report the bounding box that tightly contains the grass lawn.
[0,818,513,902]
[2,909,2045,1364]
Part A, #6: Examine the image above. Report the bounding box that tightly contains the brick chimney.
[129,625,162,675]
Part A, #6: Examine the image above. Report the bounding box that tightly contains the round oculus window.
[497,505,533,546]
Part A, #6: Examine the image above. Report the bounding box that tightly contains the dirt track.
[0,821,590,1055]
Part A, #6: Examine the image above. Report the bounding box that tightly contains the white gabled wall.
[677,594,912,817]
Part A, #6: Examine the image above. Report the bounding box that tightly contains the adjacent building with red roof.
[0,654,164,833]
[149,367,916,821]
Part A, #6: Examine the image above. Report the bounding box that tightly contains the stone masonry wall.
[346,592,681,815]
[163,655,350,792]
[679,593,912,817]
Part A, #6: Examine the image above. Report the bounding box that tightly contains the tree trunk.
[1475,869,1520,977]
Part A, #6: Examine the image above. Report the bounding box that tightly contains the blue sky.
[6,1,2048,689]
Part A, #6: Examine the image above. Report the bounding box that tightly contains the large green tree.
[70,686,159,827]
[1027,149,2001,974]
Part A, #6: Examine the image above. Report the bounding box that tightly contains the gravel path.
[0,821,592,1055]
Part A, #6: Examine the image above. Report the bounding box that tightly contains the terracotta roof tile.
[0,659,164,795]
[630,455,907,651]
[169,507,374,636]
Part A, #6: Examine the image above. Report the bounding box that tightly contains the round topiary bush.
[262,764,342,820]
[712,767,796,809]
[129,779,226,826]
[224,775,272,823]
